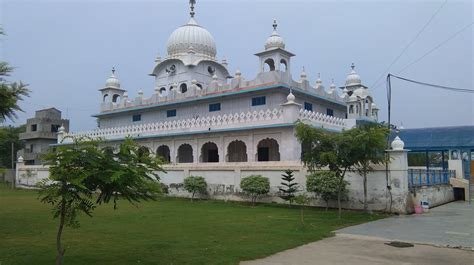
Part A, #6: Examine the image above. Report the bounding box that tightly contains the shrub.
[240,175,270,206]
[279,169,298,205]
[160,183,169,194]
[183,176,207,202]
[306,171,349,210]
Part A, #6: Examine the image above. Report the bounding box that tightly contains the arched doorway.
[177,144,193,163]
[137,146,151,162]
[201,142,219,163]
[227,140,247,162]
[257,138,280,161]
[156,145,171,163]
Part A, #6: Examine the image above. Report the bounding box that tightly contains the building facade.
[59,4,378,166]
[19,108,69,165]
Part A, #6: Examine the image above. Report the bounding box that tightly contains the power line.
[371,0,447,90]
[388,73,474,93]
[397,22,474,74]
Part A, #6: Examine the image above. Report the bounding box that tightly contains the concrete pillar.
[193,139,199,164]
[15,156,24,188]
[280,94,301,124]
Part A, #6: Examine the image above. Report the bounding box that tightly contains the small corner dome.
[105,69,120,89]
[353,87,370,98]
[391,136,405,150]
[345,63,361,87]
[371,102,378,109]
[166,18,217,58]
[265,20,285,50]
[265,32,285,50]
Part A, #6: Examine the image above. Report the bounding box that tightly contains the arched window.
[137,146,150,162]
[227,140,247,162]
[112,94,121,103]
[177,144,193,163]
[257,138,280,161]
[264,58,275,72]
[169,85,175,92]
[180,83,188,94]
[280,59,287,71]
[196,83,203,90]
[156,145,171,163]
[159,87,166,95]
[103,94,109,102]
[201,142,219,163]
[349,105,354,114]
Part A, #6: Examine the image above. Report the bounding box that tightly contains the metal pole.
[11,141,15,189]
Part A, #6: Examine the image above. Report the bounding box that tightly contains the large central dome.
[166,18,217,59]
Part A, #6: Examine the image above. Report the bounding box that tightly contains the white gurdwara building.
[59,3,378,189]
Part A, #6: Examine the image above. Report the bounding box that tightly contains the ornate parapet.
[62,108,285,143]
[298,109,347,131]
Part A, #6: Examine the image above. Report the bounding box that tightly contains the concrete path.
[240,234,474,265]
[336,201,473,249]
[241,202,473,265]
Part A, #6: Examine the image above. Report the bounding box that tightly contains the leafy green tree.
[0,125,25,168]
[240,175,270,206]
[0,28,30,122]
[296,122,358,219]
[307,171,349,211]
[279,169,298,205]
[183,176,207,202]
[348,124,389,213]
[38,137,164,265]
[293,193,310,225]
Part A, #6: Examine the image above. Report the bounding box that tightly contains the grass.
[0,183,386,265]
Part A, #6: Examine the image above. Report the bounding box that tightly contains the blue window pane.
[209,103,221,112]
[167,109,176,117]
[132,114,141,122]
[326,108,334,116]
[252,96,266,106]
[304,102,313,111]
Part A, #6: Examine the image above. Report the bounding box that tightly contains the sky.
[1,0,472,131]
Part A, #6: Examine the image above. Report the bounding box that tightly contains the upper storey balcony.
[61,96,347,144]
[99,70,347,115]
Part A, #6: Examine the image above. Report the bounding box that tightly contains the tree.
[296,122,358,219]
[0,28,30,122]
[307,171,349,211]
[240,175,270,206]
[0,125,25,168]
[348,124,389,213]
[293,193,310,225]
[183,176,207,202]
[38,137,164,265]
[279,169,298,205]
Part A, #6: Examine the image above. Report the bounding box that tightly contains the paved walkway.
[336,201,473,248]
[241,201,474,265]
[240,234,474,265]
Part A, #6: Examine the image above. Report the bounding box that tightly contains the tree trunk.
[363,172,368,213]
[337,189,341,220]
[300,207,304,225]
[56,200,66,265]
[325,200,329,211]
[191,191,195,202]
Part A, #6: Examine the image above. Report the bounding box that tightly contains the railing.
[408,169,455,188]
[62,108,284,143]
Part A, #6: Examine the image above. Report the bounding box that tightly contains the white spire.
[300,66,307,81]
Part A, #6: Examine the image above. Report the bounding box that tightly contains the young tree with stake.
[38,137,164,265]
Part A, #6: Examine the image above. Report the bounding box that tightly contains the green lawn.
[0,183,385,265]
